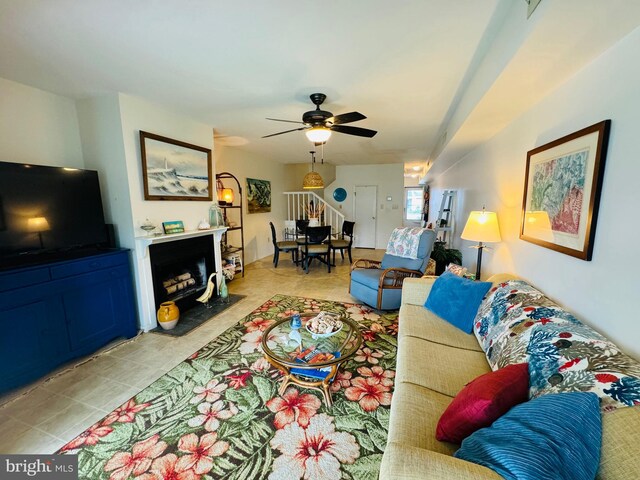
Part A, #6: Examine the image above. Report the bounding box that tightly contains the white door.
[354,185,377,248]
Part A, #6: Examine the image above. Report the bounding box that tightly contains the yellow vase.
[157,301,180,330]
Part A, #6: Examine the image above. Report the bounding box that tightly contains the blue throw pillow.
[424,271,492,333]
[455,392,602,480]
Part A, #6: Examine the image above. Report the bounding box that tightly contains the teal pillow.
[455,392,602,480]
[424,271,491,333]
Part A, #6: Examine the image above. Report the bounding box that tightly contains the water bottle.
[289,313,302,347]
[290,313,302,329]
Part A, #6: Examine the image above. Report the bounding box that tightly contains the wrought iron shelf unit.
[216,172,245,278]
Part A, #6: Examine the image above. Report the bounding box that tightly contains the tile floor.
[0,248,384,454]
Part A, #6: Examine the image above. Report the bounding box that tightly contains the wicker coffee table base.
[265,356,342,407]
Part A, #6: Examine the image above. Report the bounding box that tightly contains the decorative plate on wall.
[333,187,347,202]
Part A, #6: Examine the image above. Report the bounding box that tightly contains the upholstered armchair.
[349,229,436,310]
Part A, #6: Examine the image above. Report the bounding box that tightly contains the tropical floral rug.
[59,295,399,480]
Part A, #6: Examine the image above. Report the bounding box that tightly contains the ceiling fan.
[262,93,377,143]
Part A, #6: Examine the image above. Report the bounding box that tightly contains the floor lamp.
[461,209,501,281]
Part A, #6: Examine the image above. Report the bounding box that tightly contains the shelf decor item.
[221,188,234,205]
[140,218,157,236]
[520,120,611,260]
[246,178,271,213]
[208,203,224,227]
[157,301,180,330]
[162,220,185,234]
[139,131,212,201]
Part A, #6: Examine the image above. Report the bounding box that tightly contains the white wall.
[0,77,83,167]
[118,94,215,236]
[77,95,134,247]
[325,164,404,249]
[215,146,297,264]
[430,26,640,359]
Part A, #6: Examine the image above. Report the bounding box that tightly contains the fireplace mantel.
[135,227,228,253]
[134,227,227,331]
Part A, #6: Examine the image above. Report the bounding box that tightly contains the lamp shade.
[302,171,324,189]
[461,211,501,243]
[27,216,50,232]
[305,127,332,143]
[221,188,234,204]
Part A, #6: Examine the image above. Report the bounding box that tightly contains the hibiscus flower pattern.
[354,347,384,364]
[103,434,167,480]
[190,379,228,405]
[266,388,321,429]
[269,414,359,480]
[177,432,229,475]
[58,295,399,480]
[187,400,238,432]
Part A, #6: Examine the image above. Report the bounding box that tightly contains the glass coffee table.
[261,313,363,406]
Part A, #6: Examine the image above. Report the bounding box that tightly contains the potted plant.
[430,240,462,275]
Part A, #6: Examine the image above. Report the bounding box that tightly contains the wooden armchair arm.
[351,259,382,272]
[379,267,423,289]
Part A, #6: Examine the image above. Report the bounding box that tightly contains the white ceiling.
[0,0,502,165]
[3,1,637,169]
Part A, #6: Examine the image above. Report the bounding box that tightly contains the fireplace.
[149,236,216,313]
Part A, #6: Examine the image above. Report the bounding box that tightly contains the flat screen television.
[0,161,108,269]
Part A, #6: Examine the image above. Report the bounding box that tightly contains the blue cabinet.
[0,250,138,393]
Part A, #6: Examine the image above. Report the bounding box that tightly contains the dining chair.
[296,219,309,236]
[269,222,298,268]
[301,225,332,274]
[329,221,355,264]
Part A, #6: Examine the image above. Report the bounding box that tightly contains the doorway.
[354,185,377,248]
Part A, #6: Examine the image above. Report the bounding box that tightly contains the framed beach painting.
[246,178,271,213]
[520,120,611,260]
[140,131,212,201]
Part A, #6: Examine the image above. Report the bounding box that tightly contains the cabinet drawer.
[0,267,51,292]
[50,252,127,279]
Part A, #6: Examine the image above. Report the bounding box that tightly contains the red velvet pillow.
[436,363,529,444]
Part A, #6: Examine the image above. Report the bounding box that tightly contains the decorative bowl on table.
[305,312,344,339]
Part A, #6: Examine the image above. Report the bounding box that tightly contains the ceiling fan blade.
[331,125,377,138]
[262,127,307,138]
[328,111,366,125]
[266,117,306,125]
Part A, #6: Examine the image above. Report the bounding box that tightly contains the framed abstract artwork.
[520,120,611,260]
[140,131,212,201]
[246,178,271,213]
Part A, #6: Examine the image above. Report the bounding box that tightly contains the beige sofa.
[380,275,640,479]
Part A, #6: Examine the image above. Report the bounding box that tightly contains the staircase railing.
[283,191,345,233]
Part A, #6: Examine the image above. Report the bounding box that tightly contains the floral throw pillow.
[446,263,467,277]
[473,280,640,411]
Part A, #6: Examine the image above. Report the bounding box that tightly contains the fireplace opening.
[149,236,216,314]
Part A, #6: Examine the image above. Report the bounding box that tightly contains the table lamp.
[461,208,501,281]
[27,216,50,249]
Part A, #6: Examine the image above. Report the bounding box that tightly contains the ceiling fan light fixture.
[305,127,332,143]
